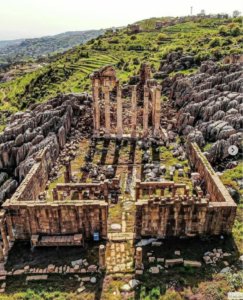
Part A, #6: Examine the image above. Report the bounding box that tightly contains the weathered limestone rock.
[170,61,243,163]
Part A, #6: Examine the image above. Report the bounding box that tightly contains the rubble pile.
[203,249,231,264]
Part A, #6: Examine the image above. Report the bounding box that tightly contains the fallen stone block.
[149,257,156,263]
[77,286,86,293]
[184,260,201,268]
[150,267,159,274]
[157,258,164,262]
[26,275,48,281]
[88,265,97,272]
[152,242,162,247]
[0,276,6,281]
[13,270,25,275]
[166,259,183,267]
[82,277,90,282]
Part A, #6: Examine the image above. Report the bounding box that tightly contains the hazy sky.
[0,0,242,40]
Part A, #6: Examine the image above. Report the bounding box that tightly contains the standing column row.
[131,86,137,138]
[154,86,162,136]
[143,86,149,137]
[116,86,123,138]
[104,86,111,138]
[93,86,100,137]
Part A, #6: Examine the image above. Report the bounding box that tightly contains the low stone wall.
[135,142,237,237]
[2,199,108,240]
[188,141,234,203]
[10,147,51,202]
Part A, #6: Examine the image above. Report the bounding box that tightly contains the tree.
[233,10,241,18]
[130,35,137,40]
[232,26,241,37]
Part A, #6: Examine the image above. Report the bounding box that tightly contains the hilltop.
[0,16,242,115]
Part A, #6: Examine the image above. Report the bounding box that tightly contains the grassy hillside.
[0,30,104,68]
[0,17,242,114]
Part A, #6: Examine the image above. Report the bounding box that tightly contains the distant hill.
[0,15,242,113]
[0,39,24,49]
[0,30,105,67]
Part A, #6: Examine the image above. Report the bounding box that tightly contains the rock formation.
[170,60,243,163]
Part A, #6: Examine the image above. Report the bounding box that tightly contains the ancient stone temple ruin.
[89,64,162,139]
[0,64,237,264]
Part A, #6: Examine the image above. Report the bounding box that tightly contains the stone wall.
[188,141,234,203]
[2,199,108,240]
[135,143,237,237]
[10,147,51,202]
[135,195,236,237]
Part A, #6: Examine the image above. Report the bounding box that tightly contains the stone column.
[135,180,141,201]
[116,86,123,138]
[154,86,162,136]
[185,186,190,196]
[0,242,3,261]
[93,86,100,137]
[104,180,109,203]
[149,188,154,197]
[52,189,58,201]
[104,86,111,138]
[6,215,14,241]
[152,88,156,125]
[64,161,72,183]
[161,189,165,196]
[99,245,106,269]
[1,224,9,252]
[131,86,137,138]
[143,86,149,137]
[101,206,108,238]
[66,190,71,200]
[136,247,143,267]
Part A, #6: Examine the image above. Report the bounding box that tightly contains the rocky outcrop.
[159,52,196,75]
[170,61,243,163]
[0,179,18,202]
[0,93,92,181]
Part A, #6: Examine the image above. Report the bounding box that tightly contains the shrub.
[232,26,241,37]
[130,35,137,40]
[219,25,228,36]
[209,37,221,48]
[157,33,168,41]
[127,44,145,51]
[227,22,237,33]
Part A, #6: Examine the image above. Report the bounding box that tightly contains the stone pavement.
[106,241,134,273]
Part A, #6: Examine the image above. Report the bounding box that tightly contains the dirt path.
[0,88,9,106]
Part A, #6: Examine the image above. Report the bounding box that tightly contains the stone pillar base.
[136,263,144,270]
[131,131,136,138]
[93,132,100,138]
